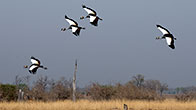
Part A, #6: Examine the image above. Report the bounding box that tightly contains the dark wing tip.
[156,24,161,27]
[82,5,86,8]
[65,15,68,19]
[169,45,175,49]
[29,70,32,73]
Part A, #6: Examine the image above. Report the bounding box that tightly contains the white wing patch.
[31,59,39,65]
[157,27,169,35]
[165,37,172,45]
[84,8,96,15]
[71,27,78,33]
[29,65,38,71]
[65,19,77,26]
[90,16,96,22]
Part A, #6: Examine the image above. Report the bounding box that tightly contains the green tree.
[0,84,17,101]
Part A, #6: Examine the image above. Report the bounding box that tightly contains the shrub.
[86,83,116,100]
[0,84,17,101]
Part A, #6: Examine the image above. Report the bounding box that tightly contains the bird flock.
[24,5,176,74]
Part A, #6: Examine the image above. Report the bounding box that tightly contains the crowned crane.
[156,25,177,49]
[24,56,47,74]
[80,5,102,26]
[124,104,128,110]
[61,15,85,36]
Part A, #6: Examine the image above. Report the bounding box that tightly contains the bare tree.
[50,77,72,100]
[30,76,49,101]
[160,83,168,96]
[131,74,144,88]
[73,59,77,102]
[15,75,31,86]
[86,83,116,100]
[144,80,168,96]
[144,80,161,92]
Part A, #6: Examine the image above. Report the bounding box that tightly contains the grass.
[0,99,196,110]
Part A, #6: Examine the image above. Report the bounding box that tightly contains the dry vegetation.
[1,75,196,110]
[0,99,196,110]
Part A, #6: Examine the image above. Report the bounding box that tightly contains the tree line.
[0,74,195,102]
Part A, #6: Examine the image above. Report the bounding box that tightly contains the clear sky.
[0,0,196,88]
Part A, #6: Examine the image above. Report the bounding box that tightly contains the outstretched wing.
[156,25,170,35]
[65,15,78,26]
[82,5,97,16]
[29,64,39,74]
[31,56,40,65]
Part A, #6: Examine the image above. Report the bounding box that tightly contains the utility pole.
[73,59,77,102]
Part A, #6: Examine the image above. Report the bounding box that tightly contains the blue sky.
[0,0,196,87]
